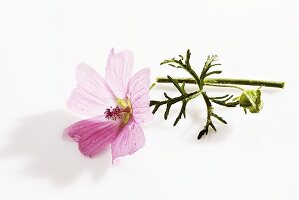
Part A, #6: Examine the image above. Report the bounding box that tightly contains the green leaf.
[239,89,263,113]
[164,103,171,119]
[173,100,187,126]
[211,113,228,124]
[205,70,222,77]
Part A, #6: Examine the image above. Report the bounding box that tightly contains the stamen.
[104,105,130,121]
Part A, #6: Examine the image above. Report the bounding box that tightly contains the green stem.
[156,77,285,89]
[205,83,244,91]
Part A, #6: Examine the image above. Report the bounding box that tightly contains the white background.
[0,0,298,199]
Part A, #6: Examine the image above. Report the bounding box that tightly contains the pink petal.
[67,63,116,116]
[111,120,145,162]
[105,49,134,99]
[127,68,154,124]
[64,116,121,157]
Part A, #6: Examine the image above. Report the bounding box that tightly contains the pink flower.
[64,49,153,163]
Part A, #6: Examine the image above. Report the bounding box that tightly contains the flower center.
[104,98,132,124]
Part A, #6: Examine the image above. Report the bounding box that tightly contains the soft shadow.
[180,101,233,144]
[0,110,111,187]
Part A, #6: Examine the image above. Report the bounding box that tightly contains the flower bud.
[239,89,263,113]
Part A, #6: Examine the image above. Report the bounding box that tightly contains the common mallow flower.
[64,49,153,163]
